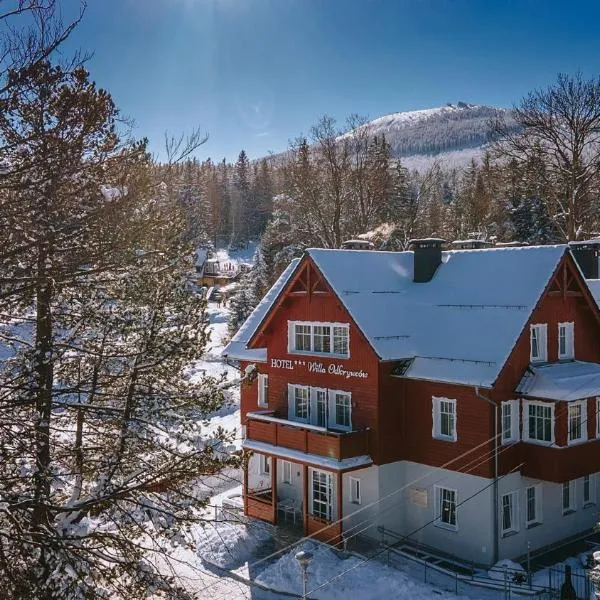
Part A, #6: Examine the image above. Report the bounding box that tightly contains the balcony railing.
[246,411,369,461]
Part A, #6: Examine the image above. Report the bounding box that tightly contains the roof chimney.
[451,239,492,250]
[569,239,600,279]
[409,238,445,283]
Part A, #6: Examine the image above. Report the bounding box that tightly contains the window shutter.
[309,388,318,426]
[567,322,575,358]
[432,398,438,438]
[287,384,294,420]
[257,374,264,406]
[287,322,294,353]
[328,390,336,429]
[540,324,548,361]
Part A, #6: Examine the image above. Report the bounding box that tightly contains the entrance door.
[311,469,333,521]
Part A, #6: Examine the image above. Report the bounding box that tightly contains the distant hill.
[343,102,516,171]
[263,103,517,172]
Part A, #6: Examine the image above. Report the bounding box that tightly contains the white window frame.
[282,460,292,485]
[287,321,350,358]
[349,476,361,505]
[501,400,520,445]
[525,484,542,527]
[530,323,548,363]
[596,397,600,439]
[258,454,271,476]
[328,389,352,431]
[523,400,555,445]
[501,491,519,536]
[432,397,457,442]
[568,400,587,445]
[288,384,310,424]
[434,485,458,531]
[583,474,596,506]
[562,480,576,514]
[309,468,334,522]
[558,322,575,360]
[257,373,268,407]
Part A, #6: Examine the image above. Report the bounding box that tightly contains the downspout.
[475,386,499,566]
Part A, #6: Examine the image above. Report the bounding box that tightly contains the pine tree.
[0,60,240,598]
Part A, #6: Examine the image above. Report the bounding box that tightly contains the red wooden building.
[223,240,600,566]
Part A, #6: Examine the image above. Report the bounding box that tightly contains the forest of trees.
[213,73,600,333]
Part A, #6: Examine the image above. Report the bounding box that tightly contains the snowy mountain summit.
[345,102,516,170]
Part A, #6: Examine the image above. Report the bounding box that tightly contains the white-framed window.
[568,400,587,444]
[258,454,271,476]
[282,460,292,484]
[583,474,596,506]
[257,373,268,407]
[330,390,352,431]
[349,476,361,505]
[288,384,352,430]
[526,484,542,526]
[530,323,548,362]
[596,398,600,438]
[562,480,576,513]
[310,468,333,522]
[432,397,457,442]
[501,400,519,444]
[288,384,310,423]
[523,401,554,444]
[558,322,575,360]
[501,491,519,535]
[288,321,350,358]
[434,486,458,531]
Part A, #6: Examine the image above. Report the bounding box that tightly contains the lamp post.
[295,550,313,600]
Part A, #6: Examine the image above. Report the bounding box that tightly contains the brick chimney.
[409,238,445,283]
[569,239,600,279]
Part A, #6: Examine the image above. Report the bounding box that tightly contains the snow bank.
[487,559,526,581]
[256,541,466,600]
[192,521,273,570]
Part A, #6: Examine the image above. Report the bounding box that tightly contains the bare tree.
[490,72,600,240]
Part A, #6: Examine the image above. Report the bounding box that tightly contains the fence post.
[424,560,427,584]
[455,571,458,595]
[504,565,508,600]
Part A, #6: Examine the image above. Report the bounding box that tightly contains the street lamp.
[295,550,313,600]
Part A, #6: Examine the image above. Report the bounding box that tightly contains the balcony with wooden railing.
[246,411,369,461]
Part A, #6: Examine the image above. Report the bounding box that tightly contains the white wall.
[341,465,379,539]
[276,458,304,508]
[498,472,600,559]
[383,461,496,565]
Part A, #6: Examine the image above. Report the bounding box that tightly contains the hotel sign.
[270,357,368,379]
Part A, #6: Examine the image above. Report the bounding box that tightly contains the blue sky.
[60,0,600,162]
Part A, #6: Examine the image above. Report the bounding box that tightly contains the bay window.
[523,401,554,444]
[501,400,519,444]
[568,400,587,444]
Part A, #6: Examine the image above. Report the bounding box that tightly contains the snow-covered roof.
[516,361,600,401]
[222,258,301,363]
[243,439,372,472]
[307,245,567,387]
[586,279,600,308]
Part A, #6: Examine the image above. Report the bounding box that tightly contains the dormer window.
[530,324,547,362]
[558,322,574,360]
[288,321,350,358]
